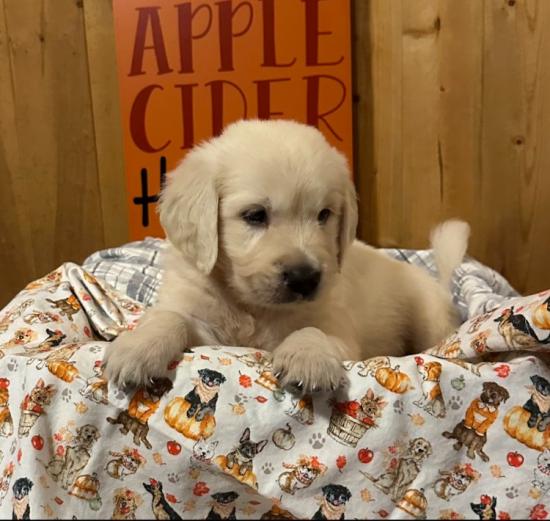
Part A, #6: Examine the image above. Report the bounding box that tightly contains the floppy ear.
[159,144,219,274]
[338,176,358,268]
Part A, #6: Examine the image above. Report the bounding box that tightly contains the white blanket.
[0,262,549,520]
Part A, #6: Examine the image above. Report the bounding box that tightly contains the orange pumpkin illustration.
[375,365,412,393]
[503,405,550,451]
[47,361,79,383]
[164,396,216,441]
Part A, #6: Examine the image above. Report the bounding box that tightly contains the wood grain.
[0,0,107,306]
[83,0,128,247]
[354,0,550,293]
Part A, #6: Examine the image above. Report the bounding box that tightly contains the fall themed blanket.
[0,254,549,520]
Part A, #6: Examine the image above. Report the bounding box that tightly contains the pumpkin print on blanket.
[504,375,550,451]
[164,369,226,441]
[375,365,413,394]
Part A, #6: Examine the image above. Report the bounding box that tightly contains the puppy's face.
[409,437,432,459]
[160,120,357,309]
[76,424,100,446]
[322,484,352,507]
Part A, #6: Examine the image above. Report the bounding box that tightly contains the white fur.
[104,119,469,391]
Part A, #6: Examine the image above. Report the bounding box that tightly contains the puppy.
[533,448,550,492]
[143,479,182,520]
[104,120,469,392]
[105,448,145,480]
[413,357,446,418]
[278,455,327,495]
[107,378,173,450]
[311,484,351,520]
[524,375,550,432]
[225,427,267,476]
[12,477,33,520]
[443,382,509,462]
[368,437,432,502]
[45,424,101,489]
[434,463,479,501]
[470,495,497,520]
[190,438,218,470]
[207,491,239,520]
[112,488,142,520]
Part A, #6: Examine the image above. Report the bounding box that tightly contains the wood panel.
[354,0,550,294]
[0,0,128,307]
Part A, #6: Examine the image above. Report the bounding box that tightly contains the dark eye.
[317,208,331,224]
[242,207,268,226]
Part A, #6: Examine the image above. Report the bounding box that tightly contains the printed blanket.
[0,254,549,520]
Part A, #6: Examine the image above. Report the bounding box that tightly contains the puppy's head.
[321,484,352,506]
[408,437,432,460]
[76,424,101,446]
[480,382,509,407]
[159,119,357,308]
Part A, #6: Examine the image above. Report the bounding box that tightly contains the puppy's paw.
[104,321,186,387]
[272,327,344,393]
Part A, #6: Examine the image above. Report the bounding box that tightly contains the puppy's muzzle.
[282,264,321,300]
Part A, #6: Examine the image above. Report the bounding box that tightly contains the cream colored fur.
[104,120,470,392]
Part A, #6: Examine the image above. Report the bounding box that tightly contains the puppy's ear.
[240,427,251,443]
[159,144,219,274]
[338,176,358,268]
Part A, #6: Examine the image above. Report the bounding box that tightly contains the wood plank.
[0,0,104,305]
[83,0,129,247]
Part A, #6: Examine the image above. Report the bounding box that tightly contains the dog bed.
[0,239,548,520]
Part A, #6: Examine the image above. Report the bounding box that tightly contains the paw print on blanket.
[506,486,519,499]
[309,433,326,450]
[6,360,18,372]
[261,462,274,474]
[448,396,463,411]
[61,388,72,403]
[88,344,102,354]
[393,400,404,414]
[234,393,249,404]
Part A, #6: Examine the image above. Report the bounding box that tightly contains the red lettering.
[205,80,248,135]
[175,83,198,149]
[304,74,346,141]
[260,0,296,67]
[254,78,290,119]
[303,0,344,66]
[130,85,171,152]
[176,2,213,73]
[217,1,254,72]
[129,7,173,76]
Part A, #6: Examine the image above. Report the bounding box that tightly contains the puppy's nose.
[282,264,321,298]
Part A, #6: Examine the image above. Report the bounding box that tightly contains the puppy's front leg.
[272,327,349,392]
[104,309,188,387]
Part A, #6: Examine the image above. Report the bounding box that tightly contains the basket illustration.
[327,409,373,448]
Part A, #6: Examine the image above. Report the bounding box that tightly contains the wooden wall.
[0,0,549,307]
[353,0,550,294]
[0,0,127,307]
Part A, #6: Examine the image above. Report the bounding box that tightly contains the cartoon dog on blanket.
[214,427,268,489]
[164,369,226,441]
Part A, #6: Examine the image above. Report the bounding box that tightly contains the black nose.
[282,265,321,298]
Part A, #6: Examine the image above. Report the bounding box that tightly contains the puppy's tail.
[430,219,470,290]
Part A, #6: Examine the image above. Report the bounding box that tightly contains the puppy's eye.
[317,208,331,224]
[242,207,268,226]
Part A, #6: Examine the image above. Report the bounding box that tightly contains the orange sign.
[112,0,353,239]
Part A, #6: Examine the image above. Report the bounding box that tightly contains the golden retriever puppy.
[104,120,469,392]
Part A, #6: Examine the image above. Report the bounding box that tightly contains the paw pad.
[309,432,326,450]
[448,396,463,411]
[61,388,72,402]
[506,486,519,499]
[393,400,404,414]
[262,462,274,474]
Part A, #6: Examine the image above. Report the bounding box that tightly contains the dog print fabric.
[0,262,550,519]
